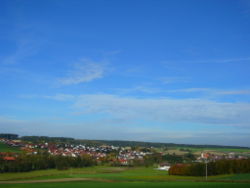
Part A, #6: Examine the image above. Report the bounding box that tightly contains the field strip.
[0,178,114,184]
[1,178,250,184]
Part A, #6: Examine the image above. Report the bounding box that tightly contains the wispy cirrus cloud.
[2,115,249,146]
[215,90,250,95]
[43,94,76,101]
[169,88,250,96]
[115,86,163,94]
[58,59,109,85]
[1,38,38,65]
[44,93,250,127]
[114,85,250,97]
[209,57,250,63]
[160,77,190,84]
[161,57,250,70]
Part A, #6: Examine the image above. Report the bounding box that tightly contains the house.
[201,152,211,159]
[156,163,171,171]
[157,165,170,171]
[3,156,15,161]
[119,159,128,165]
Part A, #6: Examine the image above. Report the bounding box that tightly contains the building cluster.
[197,152,248,162]
[0,138,150,164]
[0,138,25,147]
[1,138,249,167]
[118,148,151,165]
[47,144,117,159]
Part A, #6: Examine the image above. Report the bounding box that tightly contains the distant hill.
[17,135,250,149]
[0,133,19,140]
[92,139,250,149]
[1,133,249,149]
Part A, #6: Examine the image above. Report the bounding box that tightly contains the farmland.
[1,181,250,188]
[0,167,250,188]
[1,135,250,187]
[0,142,21,153]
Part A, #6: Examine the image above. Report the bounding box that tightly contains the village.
[0,138,152,166]
[1,137,249,169]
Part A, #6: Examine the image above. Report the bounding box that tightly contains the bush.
[169,159,250,176]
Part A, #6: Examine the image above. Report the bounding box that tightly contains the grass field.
[154,146,250,157]
[0,142,21,153]
[173,147,250,153]
[1,181,250,188]
[0,167,250,188]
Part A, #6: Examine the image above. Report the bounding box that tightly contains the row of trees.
[0,134,18,140]
[0,150,194,173]
[169,159,250,176]
[0,153,96,173]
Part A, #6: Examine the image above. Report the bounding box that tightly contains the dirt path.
[0,178,114,184]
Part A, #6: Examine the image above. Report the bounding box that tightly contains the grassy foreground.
[1,181,250,188]
[0,167,233,181]
[0,167,250,188]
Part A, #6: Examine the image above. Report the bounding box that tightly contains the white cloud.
[169,88,250,96]
[116,86,163,94]
[47,94,250,127]
[203,57,250,63]
[58,59,108,85]
[216,90,250,95]
[43,94,76,101]
[1,38,38,65]
[114,86,250,96]
[160,77,190,84]
[163,57,250,65]
[1,115,249,146]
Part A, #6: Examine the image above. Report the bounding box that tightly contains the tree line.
[0,153,96,173]
[0,151,195,173]
[0,134,18,140]
[169,159,250,176]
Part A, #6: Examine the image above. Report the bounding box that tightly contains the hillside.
[19,135,250,150]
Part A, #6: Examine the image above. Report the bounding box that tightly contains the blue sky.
[1,0,250,147]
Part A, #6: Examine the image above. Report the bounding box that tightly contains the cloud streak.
[1,115,249,146]
[160,77,190,84]
[45,94,250,127]
[169,88,250,96]
[1,38,38,65]
[163,57,250,65]
[58,59,108,85]
[204,57,250,63]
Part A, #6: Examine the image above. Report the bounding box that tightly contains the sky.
[0,0,250,147]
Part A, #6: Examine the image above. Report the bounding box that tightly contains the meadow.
[167,147,250,154]
[0,143,21,153]
[1,141,250,188]
[0,166,250,188]
[1,181,250,188]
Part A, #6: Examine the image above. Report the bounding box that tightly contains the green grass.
[217,173,250,181]
[1,167,249,182]
[0,142,21,153]
[173,147,250,153]
[1,181,250,188]
[0,167,250,188]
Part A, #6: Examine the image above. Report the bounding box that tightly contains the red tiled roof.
[3,156,15,161]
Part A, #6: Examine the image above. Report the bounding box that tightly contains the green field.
[173,146,250,153]
[0,142,21,153]
[0,167,250,181]
[1,181,250,188]
[0,166,250,188]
